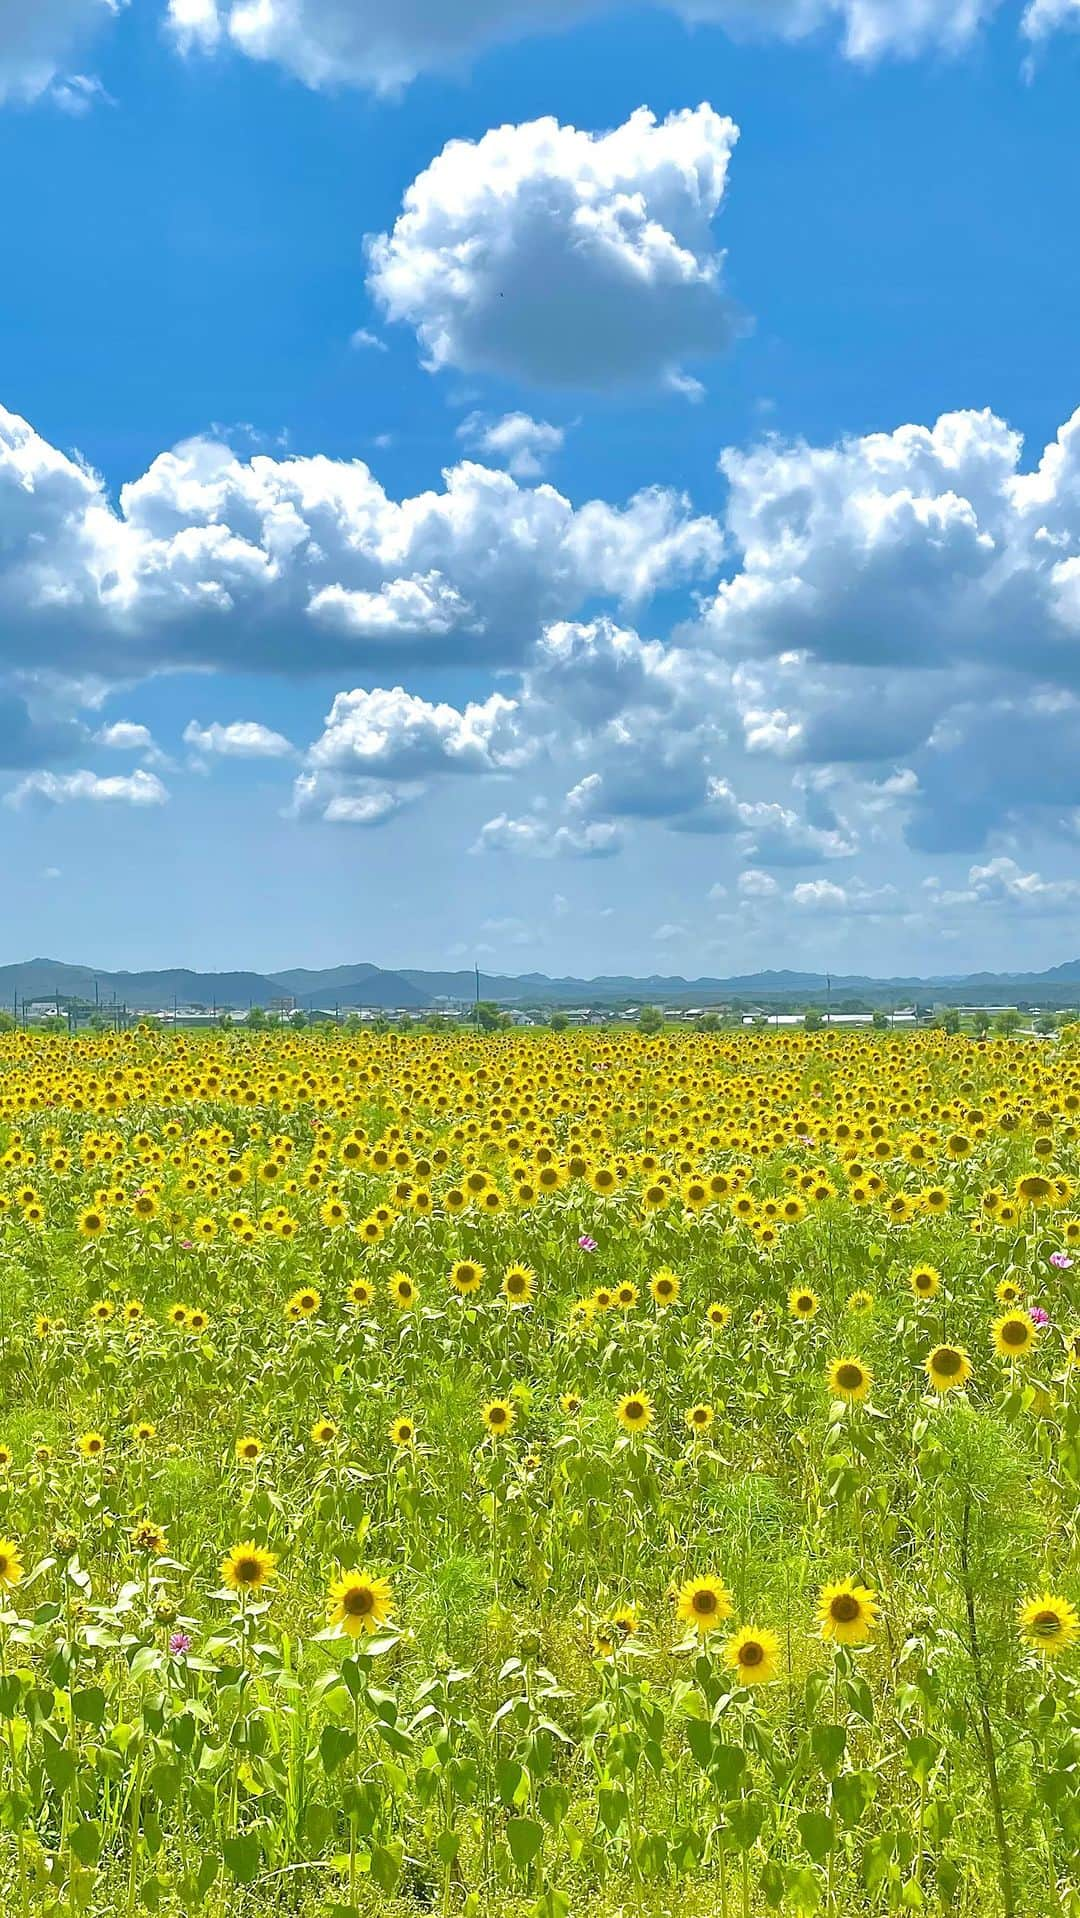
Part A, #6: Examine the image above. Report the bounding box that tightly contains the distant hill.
[2,954,1080,1013]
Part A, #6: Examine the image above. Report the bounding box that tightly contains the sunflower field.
[0,1024,1078,1916]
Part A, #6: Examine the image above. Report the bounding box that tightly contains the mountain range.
[4,956,1080,1012]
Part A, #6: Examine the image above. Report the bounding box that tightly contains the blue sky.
[4,0,1080,977]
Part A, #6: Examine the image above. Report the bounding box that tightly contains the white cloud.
[287,770,416,826]
[458,413,566,479]
[966,856,1080,908]
[1023,0,1080,38]
[183,718,295,758]
[791,876,899,913]
[94,720,154,751]
[0,406,721,677]
[164,0,1009,93]
[737,868,779,898]
[473,811,623,858]
[307,685,527,778]
[0,0,118,106]
[350,328,388,353]
[367,107,741,391]
[5,767,168,808]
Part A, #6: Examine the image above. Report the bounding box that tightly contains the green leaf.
[435,1829,461,1865]
[222,1833,262,1885]
[710,1743,746,1795]
[43,1738,77,1794]
[320,1723,356,1775]
[72,1687,107,1728]
[507,1816,544,1870]
[303,1801,335,1849]
[904,1734,941,1787]
[798,1809,836,1861]
[538,1781,569,1828]
[148,1763,183,1807]
[69,1819,102,1866]
[369,1840,403,1893]
[811,1725,847,1776]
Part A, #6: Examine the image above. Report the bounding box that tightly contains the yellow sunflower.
[1018,1592,1080,1659]
[482,1399,515,1437]
[925,1344,972,1393]
[828,1357,872,1403]
[616,1392,653,1434]
[676,1575,733,1635]
[329,1569,393,1638]
[993,1311,1038,1360]
[221,1542,277,1592]
[724,1625,781,1685]
[818,1578,878,1646]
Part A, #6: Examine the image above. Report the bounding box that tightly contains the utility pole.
[475,964,481,1030]
[826,973,833,1027]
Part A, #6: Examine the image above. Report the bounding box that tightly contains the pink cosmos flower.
[1050,1251,1073,1270]
[578,1234,598,1253]
[1030,1306,1051,1327]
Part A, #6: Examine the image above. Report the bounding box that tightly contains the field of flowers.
[0,1024,1076,1917]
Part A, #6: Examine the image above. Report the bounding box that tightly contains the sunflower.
[993,1311,1038,1359]
[592,1287,614,1312]
[560,1392,582,1416]
[615,1282,638,1311]
[0,1539,23,1589]
[819,1578,878,1645]
[450,1259,484,1296]
[995,1278,1023,1306]
[650,1268,680,1307]
[789,1286,819,1321]
[77,1208,106,1238]
[910,1265,940,1300]
[131,1521,167,1556]
[676,1575,733,1634]
[132,1420,156,1443]
[925,1344,972,1393]
[287,1287,321,1319]
[389,1415,416,1447]
[611,1603,639,1639]
[685,1403,714,1434]
[389,1272,417,1310]
[90,1300,115,1324]
[347,1278,372,1308]
[329,1569,393,1638]
[1017,1173,1055,1206]
[616,1392,653,1434]
[221,1542,277,1592]
[166,1303,189,1329]
[828,1357,872,1403]
[310,1418,338,1446]
[77,1431,106,1460]
[502,1264,535,1305]
[235,1435,263,1464]
[1066,1328,1080,1368]
[706,1301,732,1329]
[846,1289,874,1315]
[482,1399,515,1437]
[724,1625,781,1685]
[1018,1592,1080,1659]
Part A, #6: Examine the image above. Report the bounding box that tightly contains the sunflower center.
[836,1364,864,1392]
[830,1594,861,1623]
[625,1401,645,1420]
[1002,1320,1029,1347]
[343,1585,374,1617]
[236,1558,261,1583]
[739,1640,764,1666]
[692,1589,718,1616]
[934,1348,963,1377]
[797,1295,813,1312]
[489,1408,507,1425]
[1033,1610,1063,1637]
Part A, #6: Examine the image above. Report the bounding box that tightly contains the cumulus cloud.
[165,0,1010,93]
[473,811,623,858]
[0,405,720,679]
[5,767,168,808]
[457,413,566,479]
[183,718,295,758]
[791,876,900,913]
[0,0,118,106]
[367,107,741,391]
[737,868,779,898]
[307,685,527,779]
[94,720,154,752]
